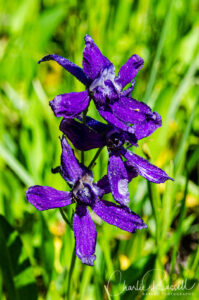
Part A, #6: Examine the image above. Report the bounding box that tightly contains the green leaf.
[39,214,55,286]
[144,0,174,104]
[0,143,34,186]
[174,92,199,171]
[0,215,37,300]
[112,255,156,300]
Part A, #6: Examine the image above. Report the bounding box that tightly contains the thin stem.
[147,181,159,246]
[51,166,60,174]
[104,285,112,300]
[59,208,75,299]
[82,108,87,124]
[67,246,76,300]
[88,147,104,169]
[81,148,84,165]
[59,208,72,230]
[169,171,189,284]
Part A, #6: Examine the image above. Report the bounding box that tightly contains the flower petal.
[26,186,72,211]
[97,106,135,134]
[60,136,85,185]
[95,175,111,196]
[110,97,162,139]
[92,200,147,233]
[83,35,111,81]
[115,54,144,88]
[108,153,130,206]
[123,150,174,183]
[121,80,135,97]
[50,90,90,118]
[73,205,97,266]
[125,161,138,182]
[133,111,162,140]
[96,160,138,197]
[75,183,97,206]
[89,64,119,106]
[60,118,106,151]
[84,116,109,133]
[38,54,89,86]
[122,131,138,146]
[111,96,153,122]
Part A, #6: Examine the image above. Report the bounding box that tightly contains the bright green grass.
[0,0,199,299]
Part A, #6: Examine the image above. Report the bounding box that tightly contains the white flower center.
[89,65,121,94]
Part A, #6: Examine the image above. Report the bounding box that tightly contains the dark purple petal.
[60,136,84,184]
[108,154,130,206]
[121,80,135,97]
[97,106,135,134]
[95,175,111,196]
[122,131,138,146]
[92,200,147,233]
[75,183,97,206]
[50,90,90,118]
[73,205,97,266]
[26,186,72,211]
[133,111,162,140]
[84,116,109,133]
[96,160,138,197]
[125,161,138,182]
[38,54,90,86]
[106,129,126,148]
[83,35,111,81]
[110,97,162,139]
[115,54,144,88]
[123,150,174,183]
[111,96,153,123]
[60,118,106,151]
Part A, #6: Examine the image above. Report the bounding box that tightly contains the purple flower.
[38,35,161,139]
[60,117,173,206]
[26,136,147,266]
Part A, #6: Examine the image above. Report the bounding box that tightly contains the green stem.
[147,181,160,246]
[67,246,76,300]
[81,148,84,165]
[51,166,60,174]
[88,147,104,169]
[104,285,112,300]
[169,172,189,284]
[59,208,72,230]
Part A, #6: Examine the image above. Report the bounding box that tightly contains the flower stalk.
[59,207,72,229]
[88,147,104,169]
[67,246,76,300]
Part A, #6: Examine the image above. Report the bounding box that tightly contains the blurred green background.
[0,0,199,299]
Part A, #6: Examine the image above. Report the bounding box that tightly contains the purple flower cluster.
[26,35,173,266]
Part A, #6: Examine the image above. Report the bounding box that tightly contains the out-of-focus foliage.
[0,0,199,299]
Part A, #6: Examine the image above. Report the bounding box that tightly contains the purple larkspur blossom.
[60,117,173,206]
[38,35,161,139]
[26,136,147,266]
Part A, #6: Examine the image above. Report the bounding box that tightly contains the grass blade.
[0,144,34,186]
